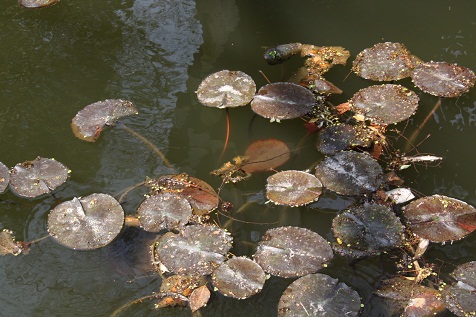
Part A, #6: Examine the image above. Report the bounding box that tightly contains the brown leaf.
[189,285,211,312]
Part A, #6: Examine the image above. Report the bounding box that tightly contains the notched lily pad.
[71,99,138,142]
[332,203,405,257]
[443,261,476,316]
[154,225,233,276]
[241,139,290,173]
[266,170,323,207]
[212,257,266,299]
[403,194,476,242]
[47,193,125,250]
[9,157,69,198]
[196,70,256,109]
[0,162,10,193]
[19,0,60,8]
[411,61,476,97]
[349,84,420,125]
[0,229,23,256]
[253,226,333,278]
[137,192,192,232]
[251,82,316,122]
[316,124,373,154]
[278,273,361,317]
[315,151,383,195]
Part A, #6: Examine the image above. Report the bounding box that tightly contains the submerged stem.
[405,97,441,152]
[219,108,231,162]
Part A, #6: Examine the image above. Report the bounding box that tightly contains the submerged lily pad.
[349,84,420,125]
[19,0,60,8]
[251,82,316,122]
[278,273,361,317]
[403,194,476,242]
[196,70,256,109]
[316,124,373,154]
[47,193,124,250]
[315,151,383,195]
[154,225,232,276]
[0,162,9,193]
[253,226,333,278]
[332,203,405,257]
[0,229,23,256]
[352,42,421,81]
[71,99,138,142]
[266,170,323,207]
[443,261,476,316]
[9,157,69,198]
[212,257,266,299]
[241,139,291,173]
[137,192,192,232]
[411,62,476,97]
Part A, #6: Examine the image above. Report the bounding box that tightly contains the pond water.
[0,0,475,316]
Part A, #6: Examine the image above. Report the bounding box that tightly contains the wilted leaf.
[196,70,256,108]
[241,139,290,173]
[19,0,60,8]
[9,157,69,198]
[47,193,124,250]
[71,99,138,142]
[0,229,23,256]
[253,226,333,278]
[159,275,203,297]
[189,285,211,312]
[0,162,10,193]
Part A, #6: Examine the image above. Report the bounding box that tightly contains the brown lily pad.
[241,139,291,173]
[0,162,10,193]
[19,0,60,8]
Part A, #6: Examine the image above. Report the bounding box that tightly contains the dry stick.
[405,98,442,153]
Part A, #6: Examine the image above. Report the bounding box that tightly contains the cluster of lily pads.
[1,41,476,316]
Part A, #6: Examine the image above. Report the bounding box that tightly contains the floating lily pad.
[196,70,256,109]
[253,226,333,278]
[71,99,138,142]
[352,42,421,81]
[0,162,9,193]
[443,261,476,316]
[349,84,420,125]
[451,261,476,289]
[251,82,316,122]
[315,151,383,195]
[0,229,23,256]
[264,43,303,65]
[212,257,266,299]
[19,0,60,8]
[189,285,211,312]
[316,124,373,154]
[137,192,192,232]
[411,61,476,97]
[241,139,291,173]
[266,170,323,207]
[9,157,69,198]
[278,273,361,317]
[154,225,232,276]
[47,193,124,250]
[403,194,476,243]
[332,203,405,257]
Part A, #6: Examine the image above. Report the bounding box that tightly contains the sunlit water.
[0,1,475,316]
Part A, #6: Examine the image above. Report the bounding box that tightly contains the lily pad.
[71,99,138,142]
[154,225,233,276]
[47,193,125,250]
[266,170,323,207]
[352,42,421,81]
[19,0,60,8]
[0,229,23,256]
[251,82,316,122]
[278,273,361,317]
[241,139,291,173]
[264,43,303,65]
[196,70,256,109]
[315,151,383,195]
[332,203,405,257]
[411,61,476,97]
[349,84,420,125]
[212,257,266,299]
[443,261,476,316]
[9,157,69,198]
[316,124,373,154]
[402,194,476,243]
[253,226,333,278]
[0,162,9,193]
[137,192,192,232]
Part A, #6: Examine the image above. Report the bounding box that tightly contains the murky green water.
[0,0,475,316]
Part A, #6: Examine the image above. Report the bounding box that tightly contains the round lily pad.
[315,151,383,195]
[402,194,476,242]
[411,61,476,97]
[278,273,361,317]
[241,139,291,173]
[154,225,233,276]
[251,82,316,121]
[0,162,10,193]
[196,70,256,109]
[137,192,192,232]
[332,203,405,257]
[253,226,333,278]
[266,170,323,207]
[443,261,476,316]
[212,257,266,299]
[19,0,60,8]
[47,193,125,250]
[352,42,420,81]
[9,157,69,198]
[316,124,373,154]
[264,43,303,65]
[71,99,138,142]
[349,84,420,125]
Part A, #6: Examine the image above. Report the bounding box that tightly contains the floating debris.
[385,188,415,204]
[0,229,23,256]
[189,285,211,312]
[241,139,290,173]
[0,162,10,193]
